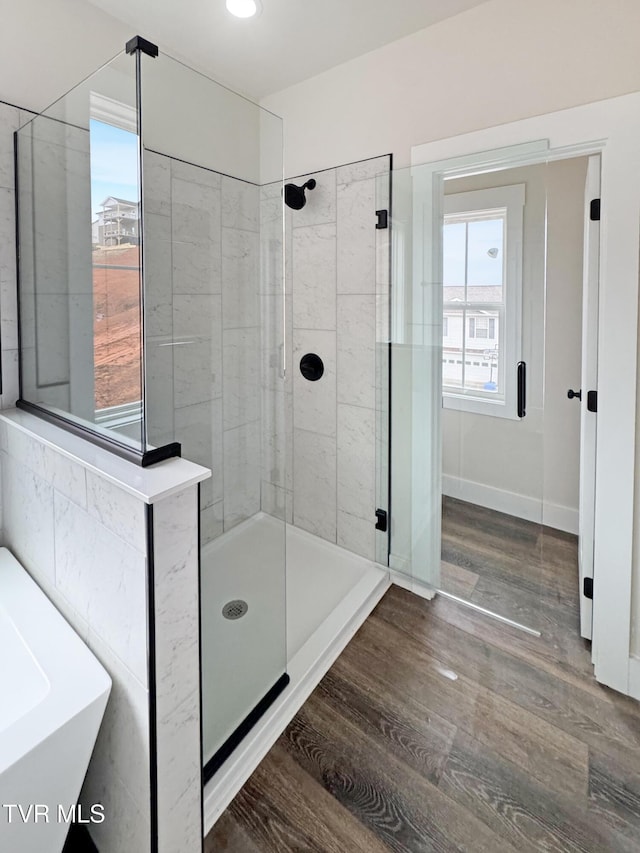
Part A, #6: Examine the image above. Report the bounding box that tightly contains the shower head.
[284,178,316,210]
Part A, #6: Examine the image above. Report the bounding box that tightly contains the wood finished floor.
[440,496,580,633]
[206,504,640,852]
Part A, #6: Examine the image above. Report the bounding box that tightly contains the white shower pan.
[202,513,390,829]
[0,548,111,853]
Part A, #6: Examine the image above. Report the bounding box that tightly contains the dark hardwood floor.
[206,504,640,852]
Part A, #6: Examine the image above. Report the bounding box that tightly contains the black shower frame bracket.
[125,35,159,58]
[375,209,388,229]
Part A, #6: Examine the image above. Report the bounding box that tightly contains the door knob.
[567,389,582,400]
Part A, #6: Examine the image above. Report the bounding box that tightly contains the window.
[442,183,524,418]
[89,96,143,431]
[468,316,496,339]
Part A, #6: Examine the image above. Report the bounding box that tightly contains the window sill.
[442,392,519,420]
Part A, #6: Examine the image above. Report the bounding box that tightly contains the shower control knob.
[300,353,324,381]
[567,389,582,401]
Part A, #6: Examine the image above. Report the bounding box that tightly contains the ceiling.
[85,0,491,100]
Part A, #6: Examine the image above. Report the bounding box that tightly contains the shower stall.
[13,34,392,837]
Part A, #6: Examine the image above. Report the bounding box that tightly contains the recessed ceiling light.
[226,0,261,18]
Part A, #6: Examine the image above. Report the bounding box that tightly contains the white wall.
[442,157,586,533]
[2,1,275,185]
[261,0,640,174]
[0,0,129,113]
[544,157,588,524]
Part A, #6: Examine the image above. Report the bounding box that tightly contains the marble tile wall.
[153,486,202,853]
[261,155,391,561]
[0,418,151,853]
[144,152,265,545]
[15,113,95,418]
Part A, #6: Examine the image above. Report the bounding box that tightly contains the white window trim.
[442,183,525,420]
[89,92,137,134]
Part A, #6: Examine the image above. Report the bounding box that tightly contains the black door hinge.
[583,577,594,599]
[375,209,388,229]
[375,509,388,532]
[590,198,601,221]
[587,390,598,413]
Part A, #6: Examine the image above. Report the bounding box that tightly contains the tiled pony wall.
[0,101,202,853]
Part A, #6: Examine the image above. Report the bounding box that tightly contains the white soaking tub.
[0,548,111,853]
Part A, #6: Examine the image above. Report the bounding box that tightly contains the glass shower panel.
[375,171,391,565]
[388,165,443,591]
[138,52,287,773]
[16,52,145,451]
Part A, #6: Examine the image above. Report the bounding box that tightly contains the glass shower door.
[390,145,554,634]
[440,159,547,630]
[138,51,288,776]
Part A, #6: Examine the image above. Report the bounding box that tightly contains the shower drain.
[222,599,248,620]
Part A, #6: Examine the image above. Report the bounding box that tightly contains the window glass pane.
[467,216,503,303]
[90,120,142,416]
[443,221,466,304]
[443,309,464,388]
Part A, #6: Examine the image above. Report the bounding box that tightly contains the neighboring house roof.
[443,285,502,303]
[100,196,138,208]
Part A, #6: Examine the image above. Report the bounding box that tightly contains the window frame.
[442,183,525,420]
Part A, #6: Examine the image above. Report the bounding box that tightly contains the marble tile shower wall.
[144,152,265,545]
[17,116,95,418]
[260,155,391,561]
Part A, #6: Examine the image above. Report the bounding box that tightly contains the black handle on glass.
[517,361,526,418]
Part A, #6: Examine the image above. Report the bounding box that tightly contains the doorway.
[438,155,598,637]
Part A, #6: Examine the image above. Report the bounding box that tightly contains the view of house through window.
[442,182,524,419]
[89,118,142,421]
[442,211,504,395]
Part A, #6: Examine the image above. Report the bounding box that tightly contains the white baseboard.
[628,656,640,701]
[542,502,579,535]
[442,474,578,535]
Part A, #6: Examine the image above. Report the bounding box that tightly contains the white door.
[579,154,600,640]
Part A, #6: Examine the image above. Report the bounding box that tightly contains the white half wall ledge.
[442,474,579,535]
[0,409,211,504]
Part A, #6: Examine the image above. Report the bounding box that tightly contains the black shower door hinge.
[375,509,388,532]
[375,209,388,229]
[590,198,601,221]
[583,577,594,600]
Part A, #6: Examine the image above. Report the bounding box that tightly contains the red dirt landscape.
[92,245,142,410]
